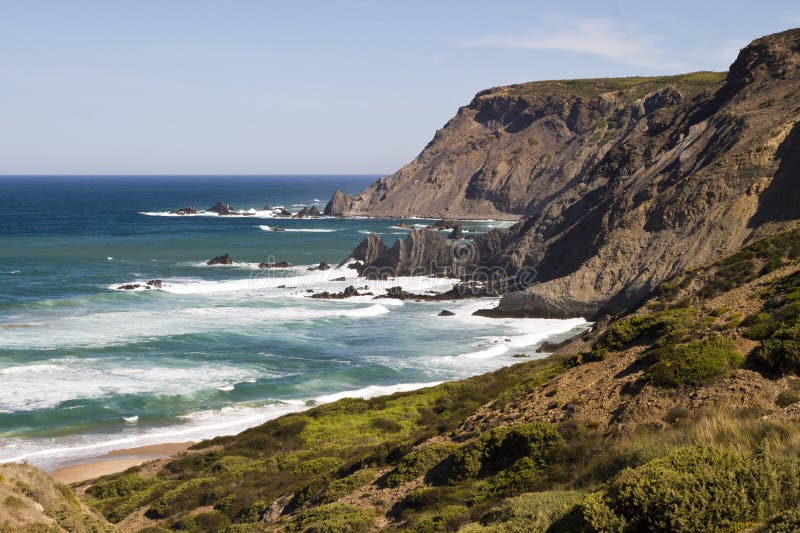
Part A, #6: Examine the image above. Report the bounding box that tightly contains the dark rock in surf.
[438,309,456,316]
[170,206,198,215]
[447,225,464,239]
[293,205,321,219]
[207,254,234,265]
[207,202,236,215]
[258,261,293,269]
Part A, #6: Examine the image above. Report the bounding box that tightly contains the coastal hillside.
[69,226,800,531]
[334,29,800,319]
[0,463,112,532]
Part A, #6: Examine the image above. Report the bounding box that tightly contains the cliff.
[340,28,800,318]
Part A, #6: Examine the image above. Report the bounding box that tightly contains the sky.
[0,0,797,175]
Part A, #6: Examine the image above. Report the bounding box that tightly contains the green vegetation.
[585,445,800,532]
[83,353,579,529]
[76,227,800,531]
[647,336,743,387]
[700,228,800,298]
[505,71,725,99]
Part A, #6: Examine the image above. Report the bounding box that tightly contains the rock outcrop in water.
[207,254,233,265]
[346,230,478,278]
[207,202,236,215]
[293,205,321,218]
[336,29,800,318]
[324,189,354,216]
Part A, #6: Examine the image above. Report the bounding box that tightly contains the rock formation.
[207,254,233,265]
[293,205,321,218]
[337,29,800,318]
[324,189,354,216]
[207,202,236,215]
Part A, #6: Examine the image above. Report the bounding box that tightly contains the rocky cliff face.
[341,29,800,318]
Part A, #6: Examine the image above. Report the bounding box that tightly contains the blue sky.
[0,1,797,175]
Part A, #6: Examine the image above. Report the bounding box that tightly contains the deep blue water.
[0,176,585,470]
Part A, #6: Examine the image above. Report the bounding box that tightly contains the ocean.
[0,175,588,470]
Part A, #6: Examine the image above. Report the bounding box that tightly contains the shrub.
[646,336,743,387]
[777,390,800,408]
[448,422,562,482]
[288,503,376,532]
[85,473,155,499]
[178,510,231,532]
[579,492,626,533]
[759,508,800,532]
[291,456,343,476]
[383,444,454,487]
[756,328,800,375]
[480,491,585,532]
[599,307,694,351]
[595,446,799,532]
[371,415,403,433]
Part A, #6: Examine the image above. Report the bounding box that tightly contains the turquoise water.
[0,176,586,470]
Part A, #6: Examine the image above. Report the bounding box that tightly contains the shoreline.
[28,320,590,484]
[52,441,193,484]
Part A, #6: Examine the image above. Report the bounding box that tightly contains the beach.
[52,442,193,483]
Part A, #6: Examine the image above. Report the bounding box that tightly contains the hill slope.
[74,227,800,532]
[336,29,800,319]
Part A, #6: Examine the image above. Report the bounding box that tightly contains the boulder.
[293,205,321,219]
[207,254,233,265]
[310,285,367,299]
[117,283,142,290]
[258,261,294,269]
[324,189,354,216]
[447,225,464,239]
[307,262,331,271]
[170,206,198,215]
[427,219,459,230]
[273,207,292,217]
[207,202,236,215]
[146,279,163,288]
[438,309,456,316]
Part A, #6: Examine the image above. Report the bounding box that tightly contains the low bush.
[777,389,800,408]
[646,336,743,387]
[587,446,800,532]
[383,444,454,487]
[447,422,562,482]
[177,510,231,532]
[288,503,376,532]
[477,491,585,532]
[85,472,155,499]
[597,307,695,352]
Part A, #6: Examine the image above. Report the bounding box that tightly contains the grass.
[504,72,725,99]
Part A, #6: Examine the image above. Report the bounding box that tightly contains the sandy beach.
[52,441,192,484]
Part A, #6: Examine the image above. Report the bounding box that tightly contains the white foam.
[257,225,336,233]
[2,270,21,274]
[0,301,398,351]
[123,416,139,423]
[0,380,443,470]
[139,209,282,219]
[0,357,267,412]
[455,344,510,359]
[314,381,442,403]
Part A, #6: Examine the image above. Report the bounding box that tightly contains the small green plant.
[646,336,743,387]
[776,389,800,408]
[527,137,539,146]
